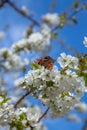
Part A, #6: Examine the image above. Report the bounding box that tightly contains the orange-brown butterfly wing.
[37,56,55,70]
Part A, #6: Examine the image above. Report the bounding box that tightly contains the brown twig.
[67,7,83,20]
[82,54,87,58]
[7,0,40,26]
[0,0,7,7]
[64,0,83,15]
[37,107,49,123]
[82,118,87,130]
[79,53,87,62]
[52,0,85,31]
[14,91,31,108]
[30,126,34,130]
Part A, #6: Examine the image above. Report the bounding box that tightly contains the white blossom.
[14,107,28,120]
[28,33,44,51]
[57,53,79,69]
[0,48,8,57]
[12,39,29,52]
[67,114,81,122]
[0,98,45,129]
[21,6,28,14]
[12,25,51,52]
[76,102,87,112]
[42,13,60,26]
[27,30,50,52]
[33,122,47,130]
[83,36,87,47]
[0,48,29,70]
[15,64,86,117]
[14,77,25,87]
[0,102,14,126]
[26,106,42,126]
[0,96,4,103]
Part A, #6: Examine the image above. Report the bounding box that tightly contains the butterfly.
[37,56,55,70]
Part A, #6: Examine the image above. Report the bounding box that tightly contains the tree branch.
[52,0,85,31]
[37,107,49,123]
[83,119,87,130]
[7,0,40,26]
[67,7,83,20]
[79,53,87,62]
[14,91,31,108]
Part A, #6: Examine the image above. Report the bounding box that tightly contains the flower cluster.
[67,102,87,122]
[13,106,42,128]
[15,54,86,117]
[67,114,81,122]
[42,13,60,26]
[76,102,87,112]
[0,95,14,126]
[0,48,29,70]
[0,95,47,130]
[12,25,51,52]
[57,53,79,69]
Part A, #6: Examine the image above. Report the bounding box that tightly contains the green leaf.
[58,23,64,28]
[51,32,58,38]
[31,63,41,69]
[61,92,70,98]
[19,113,26,121]
[46,81,54,87]
[0,93,11,104]
[3,50,8,59]
[60,13,66,22]
[3,98,11,103]
[82,4,87,10]
[42,94,48,98]
[72,17,78,24]
[83,74,87,86]
[10,119,25,130]
[73,2,79,8]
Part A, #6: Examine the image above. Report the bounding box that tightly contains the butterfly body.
[37,56,55,70]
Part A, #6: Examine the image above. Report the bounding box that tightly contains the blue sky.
[0,0,87,130]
